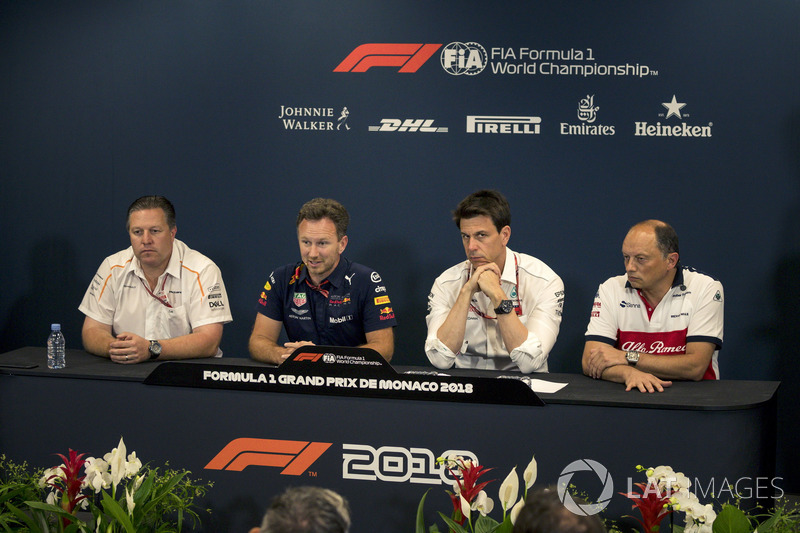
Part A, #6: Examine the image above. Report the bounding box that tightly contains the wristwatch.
[149,340,162,360]
[494,300,514,315]
[625,351,640,366]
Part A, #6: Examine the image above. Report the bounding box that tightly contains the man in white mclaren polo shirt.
[583,220,724,392]
[79,195,232,364]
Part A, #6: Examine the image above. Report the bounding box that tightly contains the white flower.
[671,488,699,509]
[647,465,691,495]
[83,457,112,493]
[125,451,142,477]
[125,487,136,516]
[132,474,144,492]
[510,497,526,525]
[523,455,537,490]
[45,491,58,505]
[499,467,519,513]
[38,466,63,488]
[460,493,471,522]
[103,438,128,487]
[470,490,494,516]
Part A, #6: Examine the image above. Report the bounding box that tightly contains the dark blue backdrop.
[2,1,798,491]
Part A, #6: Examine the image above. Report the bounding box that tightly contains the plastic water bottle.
[47,324,66,369]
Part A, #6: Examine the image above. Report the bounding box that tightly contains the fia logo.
[440,42,487,75]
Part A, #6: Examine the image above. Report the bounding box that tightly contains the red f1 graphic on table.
[294,352,323,362]
[205,438,332,475]
[334,43,442,73]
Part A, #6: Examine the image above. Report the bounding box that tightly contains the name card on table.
[144,346,544,406]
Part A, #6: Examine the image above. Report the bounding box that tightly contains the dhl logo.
[205,438,332,475]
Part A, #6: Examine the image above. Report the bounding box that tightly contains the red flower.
[44,449,89,527]
[620,481,673,533]
[444,458,495,526]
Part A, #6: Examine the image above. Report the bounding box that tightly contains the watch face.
[150,341,162,355]
[497,300,513,314]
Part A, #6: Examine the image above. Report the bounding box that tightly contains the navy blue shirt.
[256,258,397,346]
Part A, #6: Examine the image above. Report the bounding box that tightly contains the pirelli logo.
[334,43,442,73]
[466,115,541,134]
[205,438,332,475]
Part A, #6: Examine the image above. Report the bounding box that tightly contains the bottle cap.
[51,324,61,331]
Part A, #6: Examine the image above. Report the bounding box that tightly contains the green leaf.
[712,504,752,533]
[439,512,470,533]
[475,514,502,533]
[5,502,40,532]
[134,472,155,504]
[492,514,516,533]
[416,488,432,533]
[757,511,780,532]
[101,491,136,533]
[24,499,88,528]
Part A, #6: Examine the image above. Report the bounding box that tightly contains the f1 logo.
[205,438,332,475]
[294,352,323,362]
[334,43,442,73]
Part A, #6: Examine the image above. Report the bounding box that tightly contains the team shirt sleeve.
[78,257,119,326]
[424,274,458,369]
[686,279,724,348]
[185,261,233,328]
[510,274,564,373]
[256,268,286,322]
[360,270,397,334]
[585,280,619,345]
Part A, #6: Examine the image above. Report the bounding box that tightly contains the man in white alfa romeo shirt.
[583,220,724,392]
[425,190,564,373]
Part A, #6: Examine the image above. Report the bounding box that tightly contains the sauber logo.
[205,438,331,475]
[334,43,442,73]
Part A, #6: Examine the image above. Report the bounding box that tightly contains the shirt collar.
[500,247,516,284]
[671,263,685,288]
[298,257,350,289]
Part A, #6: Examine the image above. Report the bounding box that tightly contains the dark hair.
[297,198,350,240]
[653,222,679,257]
[453,190,511,232]
[632,220,679,258]
[513,487,606,533]
[126,195,176,230]
[259,486,351,533]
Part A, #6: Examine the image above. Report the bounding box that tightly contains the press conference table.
[0,347,780,532]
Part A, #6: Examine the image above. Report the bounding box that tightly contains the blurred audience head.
[513,486,606,533]
[251,486,351,533]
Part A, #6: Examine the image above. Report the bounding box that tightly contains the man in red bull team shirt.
[249,198,396,364]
